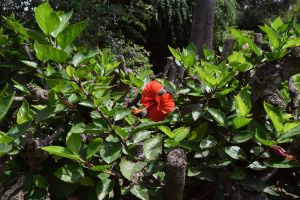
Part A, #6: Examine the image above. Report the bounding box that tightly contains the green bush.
[1,2,300,199]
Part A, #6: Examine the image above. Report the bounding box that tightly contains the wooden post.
[165,149,187,200]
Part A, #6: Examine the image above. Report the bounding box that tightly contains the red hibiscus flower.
[140,80,175,121]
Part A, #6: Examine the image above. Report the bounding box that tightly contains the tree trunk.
[165,149,187,200]
[190,0,216,57]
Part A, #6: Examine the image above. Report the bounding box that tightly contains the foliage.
[1,3,300,199]
[214,0,237,47]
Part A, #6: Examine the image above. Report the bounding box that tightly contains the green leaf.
[260,25,280,49]
[51,10,73,37]
[283,38,300,49]
[0,35,8,45]
[4,16,28,36]
[54,163,84,183]
[224,146,247,160]
[66,66,75,77]
[231,29,262,56]
[57,20,88,48]
[182,53,196,68]
[233,117,252,129]
[100,141,122,164]
[293,21,300,35]
[130,185,149,200]
[87,138,103,159]
[0,92,15,122]
[20,60,38,69]
[278,124,300,141]
[72,50,100,67]
[168,46,182,62]
[96,178,114,200]
[0,143,12,156]
[231,131,254,143]
[200,135,217,149]
[235,89,251,117]
[264,157,300,168]
[119,158,146,180]
[132,131,153,143]
[0,131,14,144]
[158,126,174,138]
[188,122,207,142]
[174,127,190,142]
[90,165,111,172]
[12,79,30,93]
[255,131,277,147]
[143,134,162,160]
[271,17,283,31]
[131,121,169,135]
[114,108,131,121]
[17,100,35,124]
[35,2,60,34]
[34,175,48,188]
[207,108,228,127]
[66,132,81,154]
[230,167,247,180]
[34,42,68,63]
[41,146,80,161]
[264,102,284,134]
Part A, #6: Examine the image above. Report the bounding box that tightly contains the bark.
[190,0,216,57]
[165,149,187,200]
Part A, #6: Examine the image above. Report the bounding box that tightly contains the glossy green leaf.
[114,108,131,121]
[200,135,217,149]
[100,141,122,164]
[235,89,251,117]
[72,50,100,67]
[255,131,277,146]
[0,131,14,144]
[260,25,280,49]
[143,134,162,160]
[51,10,73,37]
[283,38,300,49]
[168,46,182,62]
[231,29,262,56]
[231,131,254,143]
[224,146,247,160]
[158,126,174,138]
[35,2,60,34]
[0,92,15,122]
[20,60,38,69]
[86,138,103,159]
[41,146,80,161]
[57,20,88,48]
[278,124,300,141]
[207,108,228,127]
[96,178,114,200]
[130,185,149,200]
[131,121,168,135]
[271,17,283,31]
[264,102,284,134]
[119,158,146,180]
[66,132,81,154]
[34,42,68,62]
[233,117,252,129]
[188,122,207,142]
[90,165,111,172]
[174,127,190,142]
[54,163,84,183]
[132,131,153,143]
[17,100,35,124]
